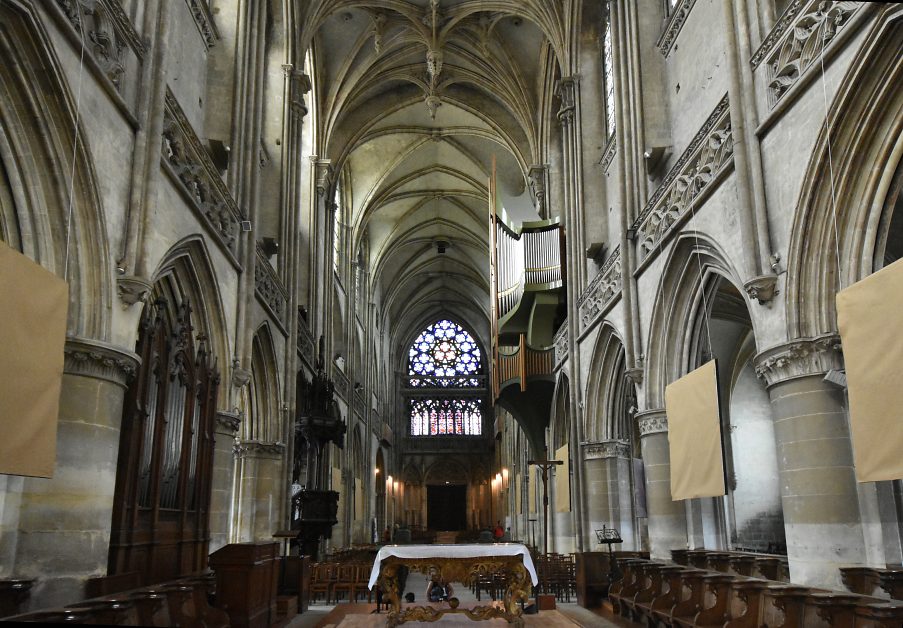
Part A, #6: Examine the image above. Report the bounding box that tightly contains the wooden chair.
[309,563,336,604]
[331,563,358,603]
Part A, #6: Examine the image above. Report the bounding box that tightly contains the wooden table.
[368,544,538,627]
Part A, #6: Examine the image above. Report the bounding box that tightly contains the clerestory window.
[602,4,616,141]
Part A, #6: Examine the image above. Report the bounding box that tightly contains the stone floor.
[284,572,639,628]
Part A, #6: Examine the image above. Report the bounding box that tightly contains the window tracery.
[406,319,484,436]
[602,5,616,141]
[407,319,482,387]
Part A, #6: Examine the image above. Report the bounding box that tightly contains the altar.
[368,544,538,627]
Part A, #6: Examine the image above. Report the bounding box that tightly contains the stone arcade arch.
[583,325,641,551]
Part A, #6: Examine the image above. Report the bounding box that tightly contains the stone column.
[12,337,139,609]
[209,411,240,553]
[755,335,867,589]
[249,443,286,541]
[584,440,634,549]
[636,409,686,559]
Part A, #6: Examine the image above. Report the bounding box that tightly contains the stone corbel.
[64,336,141,388]
[754,333,843,388]
[216,409,241,433]
[635,409,668,437]
[744,274,778,305]
[231,363,251,388]
[314,160,333,197]
[527,165,547,215]
[116,275,153,307]
[555,77,577,124]
[625,367,644,386]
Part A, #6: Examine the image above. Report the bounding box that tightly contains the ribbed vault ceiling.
[300,0,565,354]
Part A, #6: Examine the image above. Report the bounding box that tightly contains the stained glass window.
[407,319,482,387]
[602,7,616,141]
[409,398,483,436]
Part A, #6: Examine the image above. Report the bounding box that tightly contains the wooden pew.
[878,568,903,601]
[761,585,812,628]
[724,578,770,627]
[608,558,643,614]
[631,564,684,623]
[854,601,903,627]
[687,573,735,626]
[801,591,863,627]
[660,569,707,627]
[0,578,33,619]
[841,567,883,597]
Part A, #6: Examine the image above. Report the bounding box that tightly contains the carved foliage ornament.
[636,411,668,437]
[761,1,861,106]
[554,321,569,366]
[161,91,242,259]
[64,336,140,387]
[578,246,622,329]
[584,439,630,460]
[633,96,733,264]
[754,333,843,387]
[254,244,287,329]
[657,0,698,57]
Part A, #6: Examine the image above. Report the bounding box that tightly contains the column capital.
[635,408,668,437]
[754,333,843,388]
[314,160,333,197]
[556,76,578,123]
[240,440,286,459]
[583,439,630,460]
[64,336,141,388]
[216,410,241,433]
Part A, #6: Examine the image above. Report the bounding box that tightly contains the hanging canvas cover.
[837,257,903,482]
[665,360,726,500]
[0,242,68,477]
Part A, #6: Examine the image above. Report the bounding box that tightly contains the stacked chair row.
[1,574,229,626]
[309,562,376,604]
[609,556,903,628]
[534,553,577,602]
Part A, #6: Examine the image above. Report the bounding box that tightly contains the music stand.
[595,525,623,584]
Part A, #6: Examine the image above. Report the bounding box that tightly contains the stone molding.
[215,410,241,433]
[297,313,315,367]
[315,160,334,197]
[757,1,862,107]
[632,95,732,266]
[553,321,569,367]
[657,0,698,58]
[600,137,617,174]
[744,274,778,305]
[754,333,843,387]
[636,409,668,437]
[64,336,140,388]
[240,440,286,459]
[161,90,243,264]
[578,246,622,329]
[185,0,219,50]
[254,244,288,333]
[583,439,630,460]
[527,165,547,215]
[556,77,577,124]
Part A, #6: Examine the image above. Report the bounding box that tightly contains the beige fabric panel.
[529,468,537,514]
[0,242,68,478]
[554,444,570,513]
[665,360,725,500]
[837,257,903,482]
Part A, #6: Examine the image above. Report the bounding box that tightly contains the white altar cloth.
[367,543,538,589]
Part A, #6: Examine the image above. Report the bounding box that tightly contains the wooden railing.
[494,335,554,395]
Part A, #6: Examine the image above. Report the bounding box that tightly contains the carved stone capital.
[315,160,333,197]
[116,275,153,307]
[744,274,778,305]
[241,440,286,459]
[754,333,843,387]
[584,439,631,460]
[527,165,547,213]
[64,337,141,388]
[625,367,644,386]
[556,77,577,122]
[636,409,668,437]
[216,410,241,433]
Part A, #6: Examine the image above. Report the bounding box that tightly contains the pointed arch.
[584,324,636,444]
[248,324,283,443]
[787,6,903,337]
[0,0,112,339]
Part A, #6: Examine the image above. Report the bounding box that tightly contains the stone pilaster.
[243,441,286,542]
[13,337,139,609]
[584,440,634,549]
[209,410,240,553]
[636,409,687,559]
[755,334,866,589]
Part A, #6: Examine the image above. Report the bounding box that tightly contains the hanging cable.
[63,10,88,281]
